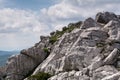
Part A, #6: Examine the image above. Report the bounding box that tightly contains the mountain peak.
[0,11,120,80]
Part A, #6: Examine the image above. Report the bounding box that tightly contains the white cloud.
[42,0,120,19]
[0,8,49,34]
[39,0,120,31]
[1,0,120,50]
[0,8,51,50]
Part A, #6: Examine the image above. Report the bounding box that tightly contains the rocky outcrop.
[1,12,120,80]
[48,65,119,80]
[101,72,120,80]
[95,12,118,24]
[0,66,6,80]
[5,36,51,80]
[32,12,120,80]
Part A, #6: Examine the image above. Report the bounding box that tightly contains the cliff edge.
[0,12,120,80]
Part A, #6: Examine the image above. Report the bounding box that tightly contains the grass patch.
[28,72,52,80]
[67,26,75,33]
[43,48,50,54]
[49,36,58,44]
[49,26,75,44]
[96,41,106,48]
[49,22,82,44]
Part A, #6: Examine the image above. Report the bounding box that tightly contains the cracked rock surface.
[1,12,120,80]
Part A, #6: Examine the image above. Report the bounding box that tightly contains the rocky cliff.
[0,12,120,80]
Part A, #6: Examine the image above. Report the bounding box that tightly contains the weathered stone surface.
[101,72,120,80]
[81,17,101,29]
[1,12,120,80]
[33,28,107,75]
[95,12,118,24]
[68,21,82,28]
[5,36,51,80]
[48,70,90,80]
[88,55,104,71]
[48,66,118,80]
[103,48,119,65]
[0,66,6,80]
[104,20,120,41]
[92,65,118,80]
[31,12,120,80]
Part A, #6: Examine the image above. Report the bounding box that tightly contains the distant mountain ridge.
[1,12,120,80]
[0,50,19,66]
[0,50,18,55]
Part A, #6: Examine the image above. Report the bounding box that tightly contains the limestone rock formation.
[0,66,6,80]
[5,36,51,80]
[95,12,118,24]
[0,12,120,80]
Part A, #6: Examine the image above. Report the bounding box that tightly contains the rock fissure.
[1,11,120,80]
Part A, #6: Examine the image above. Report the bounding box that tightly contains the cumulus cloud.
[42,0,120,19]
[0,8,49,33]
[0,8,51,50]
[40,0,120,30]
[1,0,120,50]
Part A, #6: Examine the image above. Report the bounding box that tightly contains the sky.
[0,0,120,51]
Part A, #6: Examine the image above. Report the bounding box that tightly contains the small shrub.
[43,48,50,54]
[49,22,81,44]
[28,72,52,80]
[68,26,75,33]
[108,40,120,46]
[49,36,58,44]
[68,28,74,32]
[50,31,55,36]
[96,42,106,47]
[62,26,68,32]
[117,68,120,71]
[55,30,64,37]
[49,30,63,44]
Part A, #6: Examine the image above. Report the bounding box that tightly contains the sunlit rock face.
[5,36,51,80]
[1,12,120,80]
[34,12,120,80]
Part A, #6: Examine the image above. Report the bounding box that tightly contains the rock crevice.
[1,12,120,80]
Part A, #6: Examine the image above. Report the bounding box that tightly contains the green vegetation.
[49,23,80,44]
[62,26,68,31]
[114,63,120,71]
[28,72,52,80]
[49,36,58,44]
[117,68,120,71]
[49,21,82,44]
[43,48,50,54]
[96,41,106,47]
[49,30,64,44]
[108,40,120,46]
[50,31,55,36]
[67,26,75,33]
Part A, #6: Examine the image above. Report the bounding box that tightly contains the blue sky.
[4,0,54,10]
[0,0,120,51]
